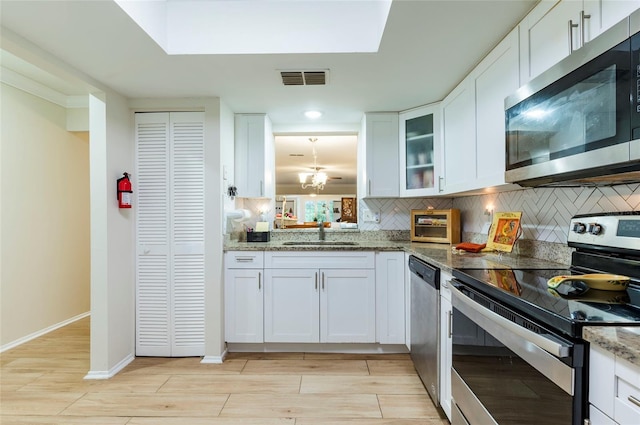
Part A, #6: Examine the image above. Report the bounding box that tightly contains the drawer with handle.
[615,356,640,424]
[225,251,264,268]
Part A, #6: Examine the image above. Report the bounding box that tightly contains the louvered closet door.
[135,112,205,357]
[169,112,205,356]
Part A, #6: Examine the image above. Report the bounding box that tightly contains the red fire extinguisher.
[117,172,133,208]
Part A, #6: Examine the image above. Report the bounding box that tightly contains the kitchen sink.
[282,241,359,246]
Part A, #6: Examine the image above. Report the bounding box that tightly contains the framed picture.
[487,211,522,252]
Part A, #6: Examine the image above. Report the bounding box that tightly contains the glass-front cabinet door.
[399,103,441,197]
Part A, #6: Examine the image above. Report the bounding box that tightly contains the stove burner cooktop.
[453,268,640,338]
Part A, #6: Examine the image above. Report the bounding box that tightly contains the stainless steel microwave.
[504,10,640,187]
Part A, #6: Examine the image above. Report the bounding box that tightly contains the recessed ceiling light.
[305,110,323,119]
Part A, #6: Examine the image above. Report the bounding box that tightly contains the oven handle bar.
[451,283,570,357]
[451,284,575,395]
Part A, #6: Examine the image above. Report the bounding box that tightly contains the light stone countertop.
[224,237,568,273]
[583,327,640,367]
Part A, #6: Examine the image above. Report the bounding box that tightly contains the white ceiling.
[0,0,537,193]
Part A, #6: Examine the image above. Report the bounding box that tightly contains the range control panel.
[568,212,640,251]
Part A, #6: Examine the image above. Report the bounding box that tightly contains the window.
[304,200,334,222]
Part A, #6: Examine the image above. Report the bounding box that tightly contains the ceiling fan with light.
[298,138,328,191]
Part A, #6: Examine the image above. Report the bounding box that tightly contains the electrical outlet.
[362,209,380,223]
[372,211,380,223]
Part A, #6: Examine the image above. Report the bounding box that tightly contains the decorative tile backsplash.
[454,184,640,244]
[233,184,639,247]
[358,198,453,231]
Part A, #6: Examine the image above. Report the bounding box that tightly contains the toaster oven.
[410,209,460,244]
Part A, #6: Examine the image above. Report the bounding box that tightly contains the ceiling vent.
[280,70,328,86]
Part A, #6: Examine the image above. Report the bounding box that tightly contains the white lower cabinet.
[263,251,377,344]
[439,270,453,421]
[224,252,264,343]
[375,251,406,344]
[224,250,407,347]
[264,268,376,343]
[264,268,319,342]
[589,344,640,425]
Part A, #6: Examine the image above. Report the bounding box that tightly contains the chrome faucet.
[318,220,325,241]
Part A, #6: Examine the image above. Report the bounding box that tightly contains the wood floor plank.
[226,352,305,360]
[303,353,411,361]
[2,358,89,372]
[367,360,418,375]
[0,392,85,415]
[0,416,130,425]
[377,395,444,419]
[300,375,427,395]
[159,374,301,393]
[0,370,44,391]
[121,357,247,375]
[128,418,296,425]
[61,393,229,417]
[18,372,171,393]
[242,360,369,375]
[220,394,381,418]
[295,419,449,425]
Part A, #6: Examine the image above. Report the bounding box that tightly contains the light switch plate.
[481,222,492,235]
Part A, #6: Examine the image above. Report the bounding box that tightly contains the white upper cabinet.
[234,113,274,199]
[399,103,442,197]
[358,113,400,198]
[521,0,640,84]
[474,29,520,189]
[441,78,476,194]
[520,0,581,83]
[588,0,640,38]
[441,28,520,195]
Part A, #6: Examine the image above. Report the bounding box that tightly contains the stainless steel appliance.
[409,255,441,405]
[450,212,640,425]
[504,11,640,187]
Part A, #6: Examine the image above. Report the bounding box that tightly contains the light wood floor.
[1,317,449,425]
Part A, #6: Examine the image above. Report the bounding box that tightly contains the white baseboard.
[226,343,409,354]
[1,311,90,353]
[84,353,135,380]
[201,347,228,364]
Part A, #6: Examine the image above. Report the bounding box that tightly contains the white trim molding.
[84,354,135,380]
[0,312,90,353]
[201,348,228,364]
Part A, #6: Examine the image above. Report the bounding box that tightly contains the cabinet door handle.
[258,272,261,290]
[315,272,318,290]
[568,19,579,52]
[438,176,444,193]
[322,272,325,290]
[580,10,591,47]
[629,395,640,408]
[448,310,453,338]
[260,180,264,197]
[368,179,371,196]
[236,257,254,263]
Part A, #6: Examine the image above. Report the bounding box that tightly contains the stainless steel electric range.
[450,212,640,425]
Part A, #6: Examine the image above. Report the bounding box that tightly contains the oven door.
[450,282,585,425]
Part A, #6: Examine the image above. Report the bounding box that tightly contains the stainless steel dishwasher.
[409,255,440,406]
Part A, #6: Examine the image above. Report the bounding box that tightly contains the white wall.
[86,89,136,378]
[0,83,90,348]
